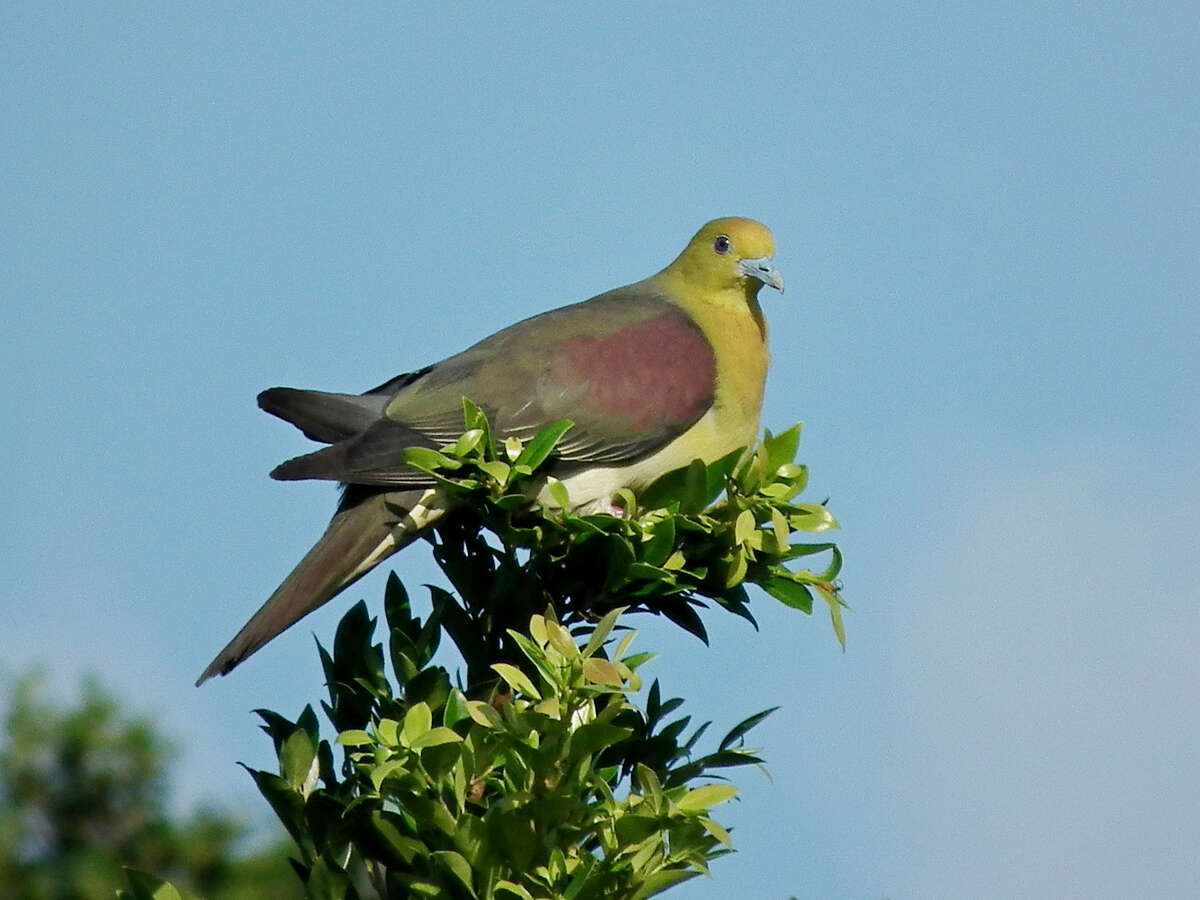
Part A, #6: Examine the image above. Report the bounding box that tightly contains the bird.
[196,217,783,685]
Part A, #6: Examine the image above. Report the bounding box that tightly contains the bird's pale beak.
[740,256,785,293]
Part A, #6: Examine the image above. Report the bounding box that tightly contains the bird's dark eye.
[713,234,731,254]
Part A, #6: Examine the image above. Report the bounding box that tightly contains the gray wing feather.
[262,287,711,486]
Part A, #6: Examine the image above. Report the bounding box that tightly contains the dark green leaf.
[630,869,699,899]
[241,765,308,847]
[640,516,676,567]
[718,707,779,751]
[679,459,709,515]
[703,448,745,504]
[759,574,815,614]
[569,721,634,759]
[659,600,709,643]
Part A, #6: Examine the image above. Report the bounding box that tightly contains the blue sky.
[2,3,1198,897]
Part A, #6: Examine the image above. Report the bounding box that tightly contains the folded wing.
[265,287,718,486]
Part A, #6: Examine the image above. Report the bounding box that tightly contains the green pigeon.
[197,217,783,685]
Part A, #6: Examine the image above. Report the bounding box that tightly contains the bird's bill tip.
[740,256,785,293]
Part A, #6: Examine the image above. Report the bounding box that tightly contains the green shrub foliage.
[135,407,844,899]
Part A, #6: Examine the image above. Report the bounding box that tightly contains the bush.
[126,410,844,899]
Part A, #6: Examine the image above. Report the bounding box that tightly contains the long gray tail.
[196,488,446,685]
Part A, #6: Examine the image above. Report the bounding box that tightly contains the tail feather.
[258,388,388,444]
[195,488,448,685]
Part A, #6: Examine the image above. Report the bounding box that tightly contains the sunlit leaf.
[411,727,464,750]
[403,446,462,473]
[492,663,541,699]
[676,784,739,813]
[583,605,627,658]
[582,657,625,687]
[513,420,574,471]
[402,702,433,745]
[763,422,802,473]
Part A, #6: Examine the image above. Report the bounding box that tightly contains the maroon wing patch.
[549,310,716,432]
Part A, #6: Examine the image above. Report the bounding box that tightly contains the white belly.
[539,408,755,513]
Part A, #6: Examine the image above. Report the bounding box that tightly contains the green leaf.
[402,702,433,745]
[432,850,476,895]
[735,446,766,494]
[734,508,757,545]
[602,533,636,590]
[547,477,571,510]
[507,630,561,689]
[281,736,317,800]
[782,541,838,560]
[121,870,190,900]
[582,657,625,687]
[411,726,464,749]
[449,428,486,458]
[583,605,627,658]
[513,419,574,471]
[336,729,373,747]
[614,814,661,844]
[635,763,664,811]
[492,662,541,699]
[763,422,802,473]
[626,561,674,583]
[613,627,638,661]
[461,396,491,441]
[718,707,779,751]
[661,549,686,570]
[563,855,598,899]
[495,882,536,900]
[372,810,427,864]
[701,815,733,848]
[639,457,707,513]
[814,582,848,649]
[630,869,699,899]
[770,507,790,552]
[242,766,307,847]
[789,503,840,532]
[376,718,399,745]
[545,620,581,659]
[760,574,815,613]
[640,516,676,567]
[679,459,709,514]
[403,446,463,473]
[466,701,503,728]
[676,784,739,813]
[306,858,352,900]
[569,720,635,758]
[703,447,745,503]
[724,548,748,588]
[368,759,409,792]
[813,544,844,581]
[478,459,511,484]
[404,796,458,836]
[443,689,471,727]
[613,487,638,516]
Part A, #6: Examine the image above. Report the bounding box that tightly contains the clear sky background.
[2,4,1198,898]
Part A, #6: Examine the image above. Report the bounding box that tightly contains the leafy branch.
[124,408,845,899]
[400,400,846,687]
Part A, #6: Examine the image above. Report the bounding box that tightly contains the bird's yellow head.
[658,217,784,298]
